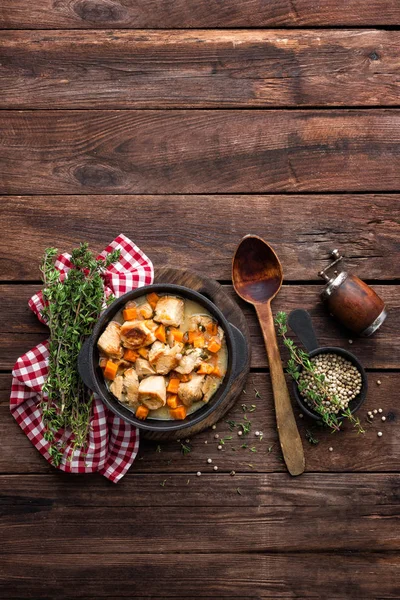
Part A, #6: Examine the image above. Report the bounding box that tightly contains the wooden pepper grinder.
[318,249,387,337]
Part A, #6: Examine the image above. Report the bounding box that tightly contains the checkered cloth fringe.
[10,234,153,482]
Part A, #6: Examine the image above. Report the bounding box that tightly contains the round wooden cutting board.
[142,267,251,441]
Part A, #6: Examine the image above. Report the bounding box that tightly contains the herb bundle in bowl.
[40,243,120,464]
[275,311,365,434]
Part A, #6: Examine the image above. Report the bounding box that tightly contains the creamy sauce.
[103,294,228,420]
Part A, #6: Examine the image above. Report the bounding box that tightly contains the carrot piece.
[170,328,184,342]
[103,360,118,380]
[167,378,180,394]
[197,362,214,375]
[147,292,160,309]
[193,334,205,348]
[155,324,166,343]
[138,347,149,359]
[206,322,218,336]
[170,406,187,420]
[208,337,222,353]
[122,307,137,321]
[124,349,139,363]
[99,358,108,369]
[136,405,149,420]
[213,366,223,377]
[167,394,180,409]
[188,331,197,344]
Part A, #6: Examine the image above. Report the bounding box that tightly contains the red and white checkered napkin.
[10,234,153,483]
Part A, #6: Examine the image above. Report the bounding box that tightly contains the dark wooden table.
[1,2,400,598]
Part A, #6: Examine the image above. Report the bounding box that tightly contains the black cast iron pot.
[288,309,368,420]
[78,283,248,432]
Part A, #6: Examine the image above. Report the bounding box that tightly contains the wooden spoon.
[232,235,305,476]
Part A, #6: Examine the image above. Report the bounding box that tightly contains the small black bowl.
[78,283,248,433]
[288,309,368,421]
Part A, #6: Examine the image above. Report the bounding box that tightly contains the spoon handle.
[255,303,305,476]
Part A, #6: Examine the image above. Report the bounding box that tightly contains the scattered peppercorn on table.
[1,2,400,598]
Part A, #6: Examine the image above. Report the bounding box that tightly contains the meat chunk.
[154,296,184,327]
[120,320,156,349]
[175,348,203,375]
[137,302,153,319]
[178,374,205,407]
[124,300,137,310]
[135,358,155,379]
[189,314,213,331]
[189,315,224,342]
[148,341,166,365]
[154,343,184,376]
[202,375,221,404]
[97,321,123,359]
[144,319,158,332]
[110,374,125,401]
[138,375,167,410]
[109,369,139,407]
[123,368,139,405]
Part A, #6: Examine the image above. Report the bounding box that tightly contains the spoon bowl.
[232,235,283,304]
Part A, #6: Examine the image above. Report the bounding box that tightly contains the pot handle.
[78,336,96,391]
[229,323,249,378]
[288,309,319,353]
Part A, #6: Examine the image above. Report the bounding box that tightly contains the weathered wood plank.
[2,0,400,28]
[1,372,399,474]
[1,30,399,108]
[1,284,397,371]
[1,195,398,281]
[2,473,399,507]
[2,111,400,194]
[0,553,399,598]
[1,503,400,553]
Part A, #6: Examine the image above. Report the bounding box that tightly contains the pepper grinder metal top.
[318,249,387,337]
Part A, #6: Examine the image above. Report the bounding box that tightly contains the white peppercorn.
[298,352,363,416]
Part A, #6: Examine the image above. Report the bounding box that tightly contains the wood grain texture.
[2,473,400,507]
[2,0,400,28]
[1,284,397,371]
[2,111,400,194]
[0,553,399,598]
[1,372,399,474]
[1,30,400,108]
[1,505,400,553]
[1,195,398,281]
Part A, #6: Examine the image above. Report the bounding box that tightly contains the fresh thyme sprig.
[275,312,364,434]
[181,442,191,455]
[40,243,120,465]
